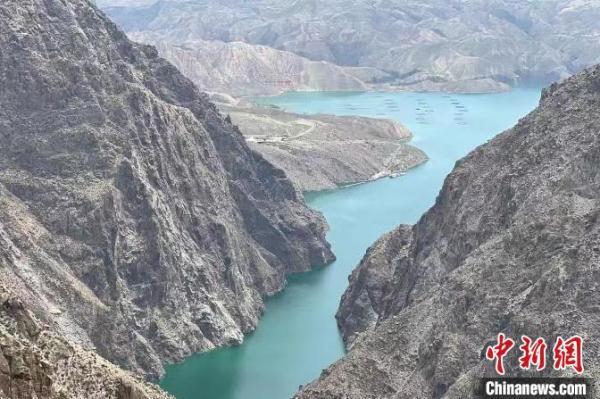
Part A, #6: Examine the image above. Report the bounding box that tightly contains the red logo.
[486,333,515,375]
[519,335,547,371]
[553,336,584,374]
[485,334,584,375]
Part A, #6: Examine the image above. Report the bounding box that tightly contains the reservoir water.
[160,89,542,399]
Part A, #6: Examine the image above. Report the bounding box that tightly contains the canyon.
[2,1,600,399]
[118,34,427,191]
[296,65,600,398]
[158,87,542,399]
[98,0,600,192]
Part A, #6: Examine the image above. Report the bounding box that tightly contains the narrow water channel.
[160,89,542,399]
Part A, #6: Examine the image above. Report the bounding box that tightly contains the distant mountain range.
[103,0,600,92]
[130,33,387,95]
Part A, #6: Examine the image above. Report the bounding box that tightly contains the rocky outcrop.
[0,0,332,384]
[103,0,600,93]
[214,100,427,191]
[0,283,170,399]
[128,34,388,96]
[296,65,600,398]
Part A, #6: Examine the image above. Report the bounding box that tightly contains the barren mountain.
[103,0,600,92]
[0,0,332,393]
[129,33,389,96]
[295,65,600,398]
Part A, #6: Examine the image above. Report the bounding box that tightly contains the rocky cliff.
[0,0,333,388]
[296,65,600,398]
[0,283,170,399]
[103,0,600,93]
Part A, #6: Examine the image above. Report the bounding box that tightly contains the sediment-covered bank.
[216,99,428,191]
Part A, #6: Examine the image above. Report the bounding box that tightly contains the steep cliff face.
[296,66,600,398]
[0,0,333,383]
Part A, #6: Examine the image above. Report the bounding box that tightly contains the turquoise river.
[160,89,542,399]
